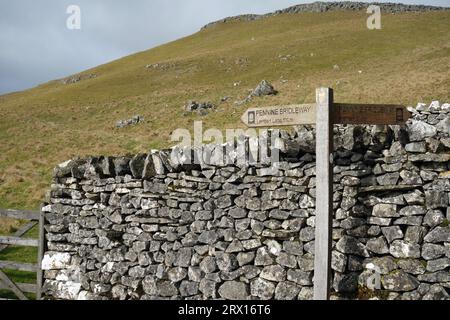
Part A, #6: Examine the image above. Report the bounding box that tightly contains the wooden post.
[313,87,334,300]
[36,205,45,300]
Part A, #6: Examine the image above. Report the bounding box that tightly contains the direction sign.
[333,103,411,125]
[240,91,411,301]
[241,104,316,127]
[241,103,410,128]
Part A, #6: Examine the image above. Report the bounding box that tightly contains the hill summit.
[202,1,449,29]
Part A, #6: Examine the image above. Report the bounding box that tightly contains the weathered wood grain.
[313,87,334,300]
[0,236,39,247]
[0,260,38,272]
[0,209,40,221]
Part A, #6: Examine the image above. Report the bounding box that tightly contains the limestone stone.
[156,281,178,297]
[286,269,313,285]
[366,237,389,254]
[237,252,255,266]
[198,230,218,244]
[274,281,300,300]
[404,226,426,244]
[426,257,450,272]
[199,279,217,298]
[179,281,199,297]
[417,271,450,283]
[425,191,448,209]
[218,281,249,300]
[424,226,450,243]
[407,120,437,141]
[215,252,238,272]
[399,206,426,216]
[423,210,445,228]
[250,278,275,300]
[299,227,315,242]
[298,287,313,300]
[382,271,420,292]
[377,173,400,186]
[254,247,274,266]
[364,256,397,274]
[389,240,421,258]
[333,272,358,293]
[260,265,286,282]
[276,252,297,268]
[331,251,347,273]
[372,204,398,218]
[42,252,72,270]
[381,226,404,243]
[405,142,426,153]
[422,285,450,300]
[336,236,369,257]
[397,259,426,275]
[167,267,187,282]
[200,256,217,273]
[422,243,446,260]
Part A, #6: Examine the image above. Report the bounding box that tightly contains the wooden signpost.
[333,103,410,125]
[241,88,411,300]
[241,104,316,127]
[314,88,334,301]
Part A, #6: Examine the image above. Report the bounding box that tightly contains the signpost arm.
[314,87,334,300]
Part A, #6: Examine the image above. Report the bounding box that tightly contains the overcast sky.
[0,0,447,94]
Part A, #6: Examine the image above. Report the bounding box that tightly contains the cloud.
[0,0,447,94]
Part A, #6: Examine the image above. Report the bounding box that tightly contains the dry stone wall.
[41,102,450,300]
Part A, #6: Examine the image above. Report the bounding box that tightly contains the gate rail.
[0,208,44,300]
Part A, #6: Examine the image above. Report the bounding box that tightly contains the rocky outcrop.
[250,80,278,97]
[60,74,97,85]
[42,101,449,300]
[116,115,144,129]
[184,101,216,116]
[236,80,278,105]
[202,2,449,30]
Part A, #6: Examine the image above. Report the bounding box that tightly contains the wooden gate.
[0,208,45,300]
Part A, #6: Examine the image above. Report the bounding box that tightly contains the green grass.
[0,289,35,300]
[0,10,449,211]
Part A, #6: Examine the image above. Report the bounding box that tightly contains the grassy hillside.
[0,10,449,212]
